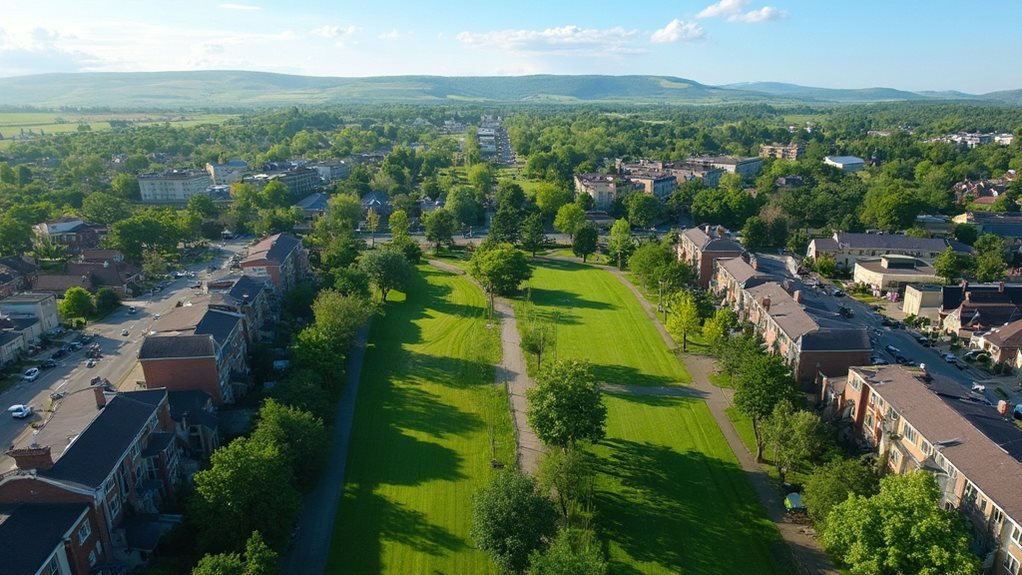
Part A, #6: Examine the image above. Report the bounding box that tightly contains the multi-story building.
[138,170,213,203]
[0,292,59,333]
[240,233,308,293]
[0,502,102,575]
[615,158,724,188]
[33,217,103,253]
[627,173,677,200]
[969,319,1022,366]
[807,232,972,270]
[204,159,248,185]
[686,156,763,178]
[714,255,872,385]
[676,226,745,288]
[952,211,1022,244]
[0,256,38,298]
[852,255,940,291]
[310,159,351,182]
[574,173,635,210]
[205,275,274,342]
[826,365,1022,573]
[940,282,1022,338]
[759,142,804,160]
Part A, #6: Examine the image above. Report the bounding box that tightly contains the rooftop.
[824,155,866,164]
[242,232,302,266]
[682,227,745,253]
[139,334,216,360]
[977,319,1022,349]
[834,232,971,254]
[0,503,89,575]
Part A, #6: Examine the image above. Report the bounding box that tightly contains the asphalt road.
[0,238,253,462]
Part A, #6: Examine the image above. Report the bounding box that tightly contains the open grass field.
[327,266,515,574]
[517,259,690,386]
[597,394,786,574]
[0,112,237,148]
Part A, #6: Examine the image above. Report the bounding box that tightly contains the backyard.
[327,266,514,574]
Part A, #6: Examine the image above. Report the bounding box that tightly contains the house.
[760,143,804,160]
[823,155,866,172]
[0,256,38,297]
[79,249,124,264]
[240,233,308,293]
[167,390,220,460]
[0,292,59,333]
[807,232,972,270]
[361,190,392,218]
[714,255,871,385]
[295,192,330,220]
[140,306,249,405]
[0,503,102,575]
[852,255,940,291]
[953,172,1017,206]
[574,173,636,211]
[33,217,103,253]
[0,389,181,572]
[204,159,248,185]
[676,226,745,288]
[32,274,95,297]
[825,365,1022,573]
[64,261,143,297]
[940,282,1022,338]
[0,330,26,367]
[970,319,1022,366]
[138,169,213,204]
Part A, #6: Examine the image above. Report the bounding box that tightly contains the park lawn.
[595,394,786,575]
[517,259,689,385]
[327,266,515,575]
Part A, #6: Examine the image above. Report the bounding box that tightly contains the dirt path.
[428,260,544,474]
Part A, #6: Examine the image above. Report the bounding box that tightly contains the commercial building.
[0,292,59,333]
[823,155,866,172]
[902,284,944,322]
[852,255,940,291]
[138,170,213,203]
[807,232,971,270]
[686,156,763,178]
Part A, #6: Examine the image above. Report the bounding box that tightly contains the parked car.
[916,335,932,347]
[128,306,137,314]
[22,367,40,381]
[8,404,33,419]
[886,344,901,354]
[41,359,57,369]
[871,356,889,365]
[895,354,912,365]
[52,349,66,359]
[86,359,96,368]
[943,353,958,363]
[832,289,846,297]
[121,329,129,337]
[69,342,83,351]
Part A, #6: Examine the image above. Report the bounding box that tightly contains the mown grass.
[327,266,514,574]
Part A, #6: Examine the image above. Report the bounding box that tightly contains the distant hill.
[0,71,1016,109]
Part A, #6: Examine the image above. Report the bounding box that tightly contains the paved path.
[428,259,544,474]
[282,320,372,575]
[542,255,837,575]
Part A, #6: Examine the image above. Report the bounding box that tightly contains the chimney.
[762,296,771,311]
[965,292,972,302]
[93,385,107,409]
[793,290,802,303]
[7,445,54,470]
[999,281,1005,293]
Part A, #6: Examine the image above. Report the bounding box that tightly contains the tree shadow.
[384,382,484,439]
[594,437,783,575]
[590,363,679,388]
[526,287,615,312]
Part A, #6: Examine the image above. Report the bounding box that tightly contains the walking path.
[428,260,544,474]
[282,320,372,575]
[542,254,838,575]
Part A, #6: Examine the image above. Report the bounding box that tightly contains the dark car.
[41,359,57,369]
[53,349,67,358]
[895,355,912,365]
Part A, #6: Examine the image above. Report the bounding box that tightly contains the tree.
[250,400,329,492]
[534,182,573,219]
[81,192,131,225]
[520,319,553,369]
[628,242,673,290]
[58,286,95,319]
[803,458,878,529]
[537,446,594,520]
[471,470,558,574]
[190,437,302,552]
[94,287,120,315]
[733,353,796,461]
[520,212,547,257]
[365,207,380,248]
[468,163,495,197]
[188,194,219,219]
[933,247,967,284]
[701,307,737,356]
[625,193,661,229]
[315,193,362,240]
[330,266,372,299]
[786,229,809,256]
[741,216,770,251]
[666,291,701,352]
[446,186,481,228]
[527,359,606,448]
[528,528,607,575]
[572,222,598,263]
[468,243,532,309]
[109,209,182,264]
[718,331,762,385]
[311,290,374,352]
[269,369,332,420]
[358,247,412,301]
[423,209,457,253]
[606,218,633,269]
[110,173,140,200]
[192,531,279,575]
[814,252,837,278]
[761,401,824,484]
[554,203,586,240]
[389,208,410,243]
[823,472,979,575]
[489,205,523,245]
[0,216,33,257]
[951,223,978,246]
[974,250,1007,282]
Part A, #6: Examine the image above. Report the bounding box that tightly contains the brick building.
[240,233,308,293]
[676,226,745,288]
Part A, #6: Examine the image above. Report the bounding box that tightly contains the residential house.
[79,249,124,264]
[33,217,103,253]
[0,256,39,297]
[0,292,59,333]
[64,261,143,297]
[953,172,1017,206]
[167,390,220,460]
[970,319,1022,366]
[240,233,308,293]
[714,255,872,385]
[138,170,213,204]
[294,192,330,231]
[760,142,804,160]
[361,190,392,220]
[826,365,1022,573]
[940,282,1022,338]
[0,389,181,572]
[140,306,249,405]
[677,226,745,288]
[823,155,866,172]
[807,232,972,270]
[852,255,940,291]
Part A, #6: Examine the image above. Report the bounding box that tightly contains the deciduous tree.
[607,218,633,269]
[761,401,824,484]
[803,458,878,529]
[733,353,796,461]
[58,286,95,319]
[471,470,558,575]
[527,359,606,448]
[520,212,547,257]
[571,222,598,263]
[554,203,586,240]
[251,400,329,492]
[468,242,532,309]
[528,528,607,575]
[358,247,412,301]
[666,291,701,352]
[423,209,457,253]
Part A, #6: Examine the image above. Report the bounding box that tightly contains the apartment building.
[827,365,1022,574]
[204,159,248,185]
[807,232,972,270]
[138,170,213,203]
[0,292,59,333]
[573,173,635,210]
[760,142,804,160]
[205,275,274,342]
[676,226,745,288]
[241,233,308,293]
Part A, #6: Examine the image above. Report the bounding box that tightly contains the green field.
[597,394,785,574]
[518,259,690,386]
[0,112,237,146]
[327,266,514,574]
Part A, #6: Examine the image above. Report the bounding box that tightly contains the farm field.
[327,266,514,574]
[0,112,237,147]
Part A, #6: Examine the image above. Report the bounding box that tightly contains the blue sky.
[0,0,1017,92]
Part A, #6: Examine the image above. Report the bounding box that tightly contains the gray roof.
[801,328,871,351]
[683,227,745,253]
[167,390,218,429]
[228,275,270,303]
[0,503,90,575]
[825,155,865,164]
[0,330,21,346]
[834,233,971,254]
[43,390,167,488]
[139,335,215,360]
[140,432,175,458]
[194,309,241,346]
[242,232,302,266]
[295,192,329,212]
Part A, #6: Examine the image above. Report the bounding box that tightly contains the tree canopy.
[471,470,558,574]
[527,359,607,448]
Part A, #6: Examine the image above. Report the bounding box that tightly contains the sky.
[0,0,1018,93]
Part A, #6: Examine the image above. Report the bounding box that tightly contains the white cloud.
[650,19,705,43]
[697,0,749,19]
[378,29,400,41]
[456,25,642,56]
[728,6,787,22]
[218,3,261,10]
[0,27,99,76]
[312,25,358,39]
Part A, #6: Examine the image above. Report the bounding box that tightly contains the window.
[890,449,901,467]
[1013,523,1022,546]
[77,519,92,545]
[869,393,878,406]
[109,492,121,518]
[1005,553,1020,575]
[43,555,60,575]
[903,424,918,444]
[88,550,97,567]
[850,377,862,391]
[921,441,932,456]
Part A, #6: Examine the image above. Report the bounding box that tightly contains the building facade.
[676,226,746,288]
[138,170,213,203]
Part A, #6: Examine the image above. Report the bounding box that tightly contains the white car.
[22,367,40,382]
[121,329,130,337]
[8,404,33,419]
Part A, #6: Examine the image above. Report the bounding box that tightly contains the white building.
[824,155,866,172]
[0,292,59,333]
[139,170,213,203]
